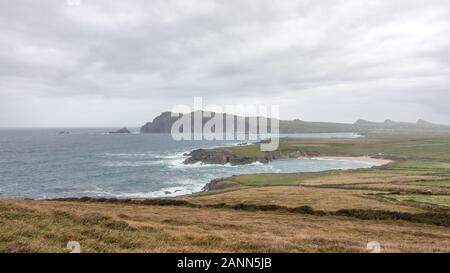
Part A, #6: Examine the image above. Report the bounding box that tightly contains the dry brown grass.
[1,199,450,253]
[336,182,450,194]
[301,171,446,186]
[184,186,423,213]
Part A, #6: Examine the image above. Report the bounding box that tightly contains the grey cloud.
[0,0,449,127]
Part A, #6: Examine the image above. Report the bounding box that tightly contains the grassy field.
[389,195,450,207]
[1,135,450,252]
[230,136,450,162]
[1,199,450,253]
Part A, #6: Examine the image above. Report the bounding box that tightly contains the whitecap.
[102,152,158,158]
[168,159,237,169]
[101,160,165,167]
[83,179,206,198]
[248,161,264,166]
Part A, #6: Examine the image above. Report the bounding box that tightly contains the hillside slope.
[141,112,450,134]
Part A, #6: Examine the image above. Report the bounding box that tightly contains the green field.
[210,135,450,209]
[230,136,450,162]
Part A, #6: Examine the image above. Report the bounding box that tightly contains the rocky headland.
[183,147,321,166]
[183,148,266,165]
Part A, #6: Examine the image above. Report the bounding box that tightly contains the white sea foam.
[157,151,190,159]
[168,159,237,169]
[233,141,257,147]
[113,186,202,198]
[102,152,158,158]
[83,179,206,198]
[102,160,166,167]
[101,151,192,167]
[248,161,263,166]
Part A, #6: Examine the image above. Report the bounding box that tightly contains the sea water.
[0,128,371,199]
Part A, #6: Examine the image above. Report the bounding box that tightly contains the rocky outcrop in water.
[183,148,321,166]
[109,128,131,134]
[183,148,267,165]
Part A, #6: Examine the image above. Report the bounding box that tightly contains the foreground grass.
[1,199,450,253]
[408,180,450,188]
[390,195,450,207]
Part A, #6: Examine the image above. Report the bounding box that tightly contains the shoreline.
[310,156,393,166]
[1,141,395,200]
[0,155,393,201]
[200,155,394,192]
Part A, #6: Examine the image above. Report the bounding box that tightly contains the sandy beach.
[312,156,393,166]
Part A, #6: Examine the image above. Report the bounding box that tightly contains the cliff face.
[140,112,177,133]
[140,111,276,134]
[183,148,266,165]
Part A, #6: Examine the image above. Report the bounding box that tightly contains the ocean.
[0,128,371,199]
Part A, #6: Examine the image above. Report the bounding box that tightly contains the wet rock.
[183,148,265,165]
[203,178,240,191]
[184,148,322,166]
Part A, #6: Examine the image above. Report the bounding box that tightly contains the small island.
[108,128,131,134]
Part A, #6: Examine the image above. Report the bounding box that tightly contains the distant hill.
[279,120,356,133]
[353,119,450,132]
[140,111,277,134]
[140,112,450,134]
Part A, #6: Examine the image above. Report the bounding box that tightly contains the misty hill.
[140,111,277,134]
[353,119,450,131]
[140,112,450,134]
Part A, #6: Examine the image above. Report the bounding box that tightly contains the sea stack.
[108,128,131,134]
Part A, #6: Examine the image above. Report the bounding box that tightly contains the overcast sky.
[0,0,449,127]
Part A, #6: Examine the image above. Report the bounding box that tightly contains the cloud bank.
[0,0,449,127]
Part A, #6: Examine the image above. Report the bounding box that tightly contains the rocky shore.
[202,177,241,191]
[183,148,267,165]
[184,147,396,192]
[183,148,322,165]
